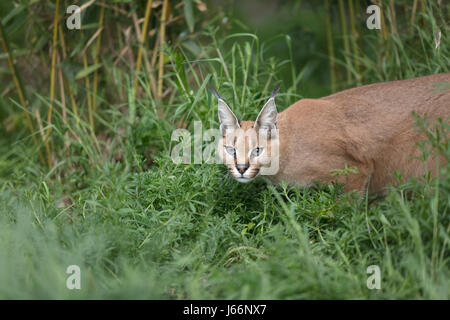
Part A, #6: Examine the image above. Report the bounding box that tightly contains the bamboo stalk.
[113,5,127,101]
[81,28,94,129]
[148,34,160,97]
[83,51,94,129]
[58,20,79,126]
[150,32,159,69]
[58,25,66,59]
[57,51,74,155]
[56,24,67,124]
[338,0,352,85]
[389,0,397,35]
[134,0,154,96]
[157,0,170,99]
[35,109,46,150]
[0,21,45,165]
[46,0,60,168]
[376,0,390,69]
[324,0,336,93]
[81,45,101,156]
[411,0,418,33]
[92,1,106,131]
[348,0,360,82]
[57,53,66,124]
[67,77,79,126]
[378,0,388,41]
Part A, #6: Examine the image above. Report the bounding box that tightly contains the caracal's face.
[218,121,276,182]
[212,85,280,183]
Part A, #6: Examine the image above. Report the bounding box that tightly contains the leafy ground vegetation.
[0,0,448,299]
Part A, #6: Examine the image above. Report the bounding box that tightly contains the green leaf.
[75,63,102,80]
[2,4,26,25]
[184,0,195,33]
[174,50,189,94]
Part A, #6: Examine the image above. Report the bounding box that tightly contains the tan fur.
[217,73,450,193]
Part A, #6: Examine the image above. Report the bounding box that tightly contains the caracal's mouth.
[235,177,252,183]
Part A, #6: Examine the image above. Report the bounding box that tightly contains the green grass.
[0,124,449,299]
[0,1,449,299]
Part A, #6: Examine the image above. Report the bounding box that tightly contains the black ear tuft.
[270,83,281,99]
[208,86,222,100]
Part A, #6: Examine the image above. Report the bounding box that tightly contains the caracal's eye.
[225,146,236,156]
[250,147,264,158]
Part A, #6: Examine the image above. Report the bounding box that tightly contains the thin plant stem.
[348,0,361,83]
[92,1,106,131]
[389,0,397,35]
[48,5,60,125]
[411,0,419,33]
[157,0,170,99]
[82,32,93,129]
[324,0,336,93]
[46,0,60,168]
[338,0,352,85]
[134,0,154,96]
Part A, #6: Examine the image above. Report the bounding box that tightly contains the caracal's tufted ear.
[255,83,280,131]
[210,86,240,136]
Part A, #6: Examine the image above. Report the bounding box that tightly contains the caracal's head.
[212,85,280,183]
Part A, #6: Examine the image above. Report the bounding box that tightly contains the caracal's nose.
[236,164,249,175]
